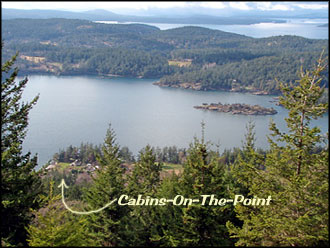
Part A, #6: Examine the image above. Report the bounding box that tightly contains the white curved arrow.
[58,179,117,215]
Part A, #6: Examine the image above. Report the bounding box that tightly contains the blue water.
[20,75,328,169]
[96,18,328,39]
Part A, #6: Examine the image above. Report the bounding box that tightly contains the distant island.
[194,102,277,115]
[318,23,328,27]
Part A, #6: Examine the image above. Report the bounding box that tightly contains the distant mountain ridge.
[2,8,125,20]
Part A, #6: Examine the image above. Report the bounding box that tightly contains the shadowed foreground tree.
[1,50,42,246]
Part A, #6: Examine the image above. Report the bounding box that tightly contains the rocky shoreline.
[153,81,270,95]
[194,102,277,115]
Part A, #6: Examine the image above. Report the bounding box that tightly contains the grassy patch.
[56,162,71,172]
[20,55,46,63]
[162,163,183,170]
[168,60,192,67]
[57,162,70,169]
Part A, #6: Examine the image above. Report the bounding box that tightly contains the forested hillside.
[2,18,328,94]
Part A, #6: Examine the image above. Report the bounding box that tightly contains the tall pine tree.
[1,50,42,246]
[177,136,234,246]
[83,124,129,246]
[156,124,235,246]
[126,145,162,246]
[127,145,162,196]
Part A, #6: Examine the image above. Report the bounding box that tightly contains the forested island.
[194,102,277,115]
[2,18,328,95]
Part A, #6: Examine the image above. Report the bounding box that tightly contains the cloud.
[198,2,227,9]
[2,1,189,11]
[2,1,227,11]
[2,1,328,12]
[229,2,252,10]
[294,3,328,10]
[255,2,294,11]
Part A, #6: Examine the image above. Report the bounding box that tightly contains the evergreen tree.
[1,50,42,245]
[227,54,329,246]
[230,121,266,196]
[125,145,162,246]
[155,124,234,246]
[127,145,162,196]
[83,124,129,246]
[149,174,184,247]
[176,136,234,246]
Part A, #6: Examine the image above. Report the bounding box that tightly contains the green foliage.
[154,145,187,164]
[53,142,135,164]
[1,50,42,246]
[128,145,162,196]
[125,146,162,246]
[171,47,268,65]
[83,124,130,246]
[80,48,172,77]
[26,181,95,246]
[160,52,329,94]
[149,174,184,246]
[41,168,91,201]
[227,54,329,246]
[149,127,236,246]
[119,146,135,163]
[53,142,102,164]
[177,137,235,246]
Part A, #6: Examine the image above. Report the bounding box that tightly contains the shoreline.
[194,102,278,115]
[153,81,275,96]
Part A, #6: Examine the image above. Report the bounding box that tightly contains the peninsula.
[194,102,277,115]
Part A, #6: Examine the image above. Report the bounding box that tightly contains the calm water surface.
[96,18,328,39]
[21,75,328,169]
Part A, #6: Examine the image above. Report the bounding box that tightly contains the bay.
[21,75,328,170]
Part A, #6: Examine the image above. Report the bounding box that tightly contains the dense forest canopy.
[1,18,328,94]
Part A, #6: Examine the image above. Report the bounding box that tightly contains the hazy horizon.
[2,1,328,18]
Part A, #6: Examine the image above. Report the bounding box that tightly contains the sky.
[2,1,328,13]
